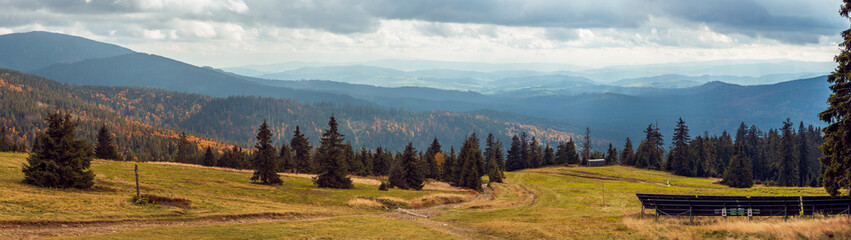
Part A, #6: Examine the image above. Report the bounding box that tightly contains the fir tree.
[94,123,119,160]
[527,137,541,169]
[605,143,616,165]
[175,132,192,164]
[344,141,364,177]
[621,137,635,166]
[424,137,442,179]
[487,150,504,183]
[251,120,282,185]
[373,147,391,176]
[290,126,312,174]
[669,118,692,176]
[581,127,592,165]
[279,143,294,173]
[457,134,483,191]
[202,146,216,167]
[314,116,353,189]
[777,118,799,187]
[22,109,95,189]
[506,135,524,171]
[544,145,555,166]
[358,146,373,176]
[798,122,809,187]
[441,146,457,183]
[566,138,580,164]
[484,134,505,173]
[635,124,664,169]
[723,143,753,188]
[821,0,851,196]
[389,142,424,190]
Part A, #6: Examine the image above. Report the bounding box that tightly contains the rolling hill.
[0,31,133,72]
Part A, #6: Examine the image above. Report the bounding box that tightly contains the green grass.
[0,153,449,222]
[68,215,457,240]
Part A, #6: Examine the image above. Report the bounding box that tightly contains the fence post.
[135,164,140,197]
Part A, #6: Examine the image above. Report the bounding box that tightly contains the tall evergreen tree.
[715,131,734,177]
[777,118,800,186]
[798,122,809,187]
[484,134,505,173]
[424,137,442,179]
[581,127,592,164]
[604,143,616,165]
[290,126,312,174]
[487,149,504,183]
[723,143,753,188]
[669,118,692,176]
[314,116,353,189]
[621,137,635,166]
[527,137,541,169]
[441,146,457,183]
[506,135,524,171]
[251,120,282,185]
[175,132,192,164]
[23,110,95,188]
[457,133,483,190]
[279,143,294,173]
[202,146,216,167]
[820,0,851,196]
[358,146,373,176]
[373,147,391,176]
[566,138,580,164]
[94,123,119,160]
[344,141,363,177]
[636,124,664,169]
[389,142,425,190]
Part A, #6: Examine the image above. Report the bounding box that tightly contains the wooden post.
[135,164,140,197]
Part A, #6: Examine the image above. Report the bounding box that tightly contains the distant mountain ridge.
[0,31,133,71]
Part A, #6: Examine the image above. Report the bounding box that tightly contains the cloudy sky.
[0,0,846,68]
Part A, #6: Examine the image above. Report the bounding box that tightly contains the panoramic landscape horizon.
[2,0,851,239]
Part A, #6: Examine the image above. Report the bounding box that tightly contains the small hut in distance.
[586,159,606,167]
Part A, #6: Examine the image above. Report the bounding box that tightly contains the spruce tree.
[581,127,592,165]
[314,116,353,189]
[175,132,192,164]
[506,135,524,171]
[798,122,809,187]
[821,0,851,196]
[344,141,363,177]
[566,138,580,164]
[527,137,541,169]
[777,118,799,187]
[555,141,568,165]
[487,150,504,183]
[424,137,442,179]
[22,110,95,189]
[94,123,119,160]
[621,137,635,166]
[457,134,483,191]
[544,145,555,166]
[669,118,692,176]
[358,146,373,176]
[202,146,216,167]
[290,126,312,174]
[441,146,457,183]
[605,143,616,165]
[723,143,753,188]
[484,134,505,173]
[251,120,282,185]
[279,143,294,173]
[389,142,425,190]
[373,147,391,176]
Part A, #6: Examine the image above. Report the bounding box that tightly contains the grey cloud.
[545,28,579,41]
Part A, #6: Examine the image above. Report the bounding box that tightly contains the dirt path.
[531,168,668,186]
[380,184,498,240]
[0,212,338,240]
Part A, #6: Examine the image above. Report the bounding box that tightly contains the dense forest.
[0,69,573,159]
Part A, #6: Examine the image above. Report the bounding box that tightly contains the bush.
[379,181,390,191]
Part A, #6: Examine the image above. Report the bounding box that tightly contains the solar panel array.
[637,193,851,220]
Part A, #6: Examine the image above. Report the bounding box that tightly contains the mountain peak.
[0,31,134,72]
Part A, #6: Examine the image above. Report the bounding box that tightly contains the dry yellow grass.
[408,194,475,208]
[622,213,851,239]
[346,198,385,209]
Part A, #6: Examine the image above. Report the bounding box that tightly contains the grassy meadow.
[2,152,850,239]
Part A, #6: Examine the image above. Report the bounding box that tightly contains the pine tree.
[457,134,483,191]
[22,109,95,189]
[723,143,753,188]
[544,145,555,166]
[389,142,425,190]
[798,122,809,187]
[777,118,799,187]
[424,137,442,179]
[821,0,851,196]
[175,132,192,164]
[484,134,505,173]
[373,147,391,176]
[441,146,457,183]
[506,135,524,171]
[581,127,591,165]
[487,150,504,183]
[621,137,635,166]
[279,143,294,173]
[251,120,282,185]
[202,146,216,167]
[669,118,692,176]
[290,126,312,174]
[314,116,353,189]
[94,123,119,160]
